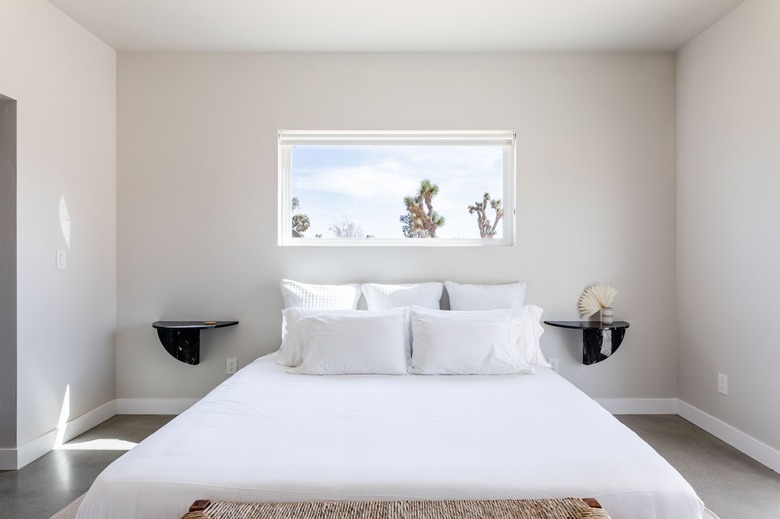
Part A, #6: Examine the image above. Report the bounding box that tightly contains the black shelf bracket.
[544,320,630,365]
[152,321,238,365]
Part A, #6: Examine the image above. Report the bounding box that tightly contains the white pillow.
[514,305,549,368]
[410,306,535,375]
[289,310,409,375]
[444,281,526,310]
[280,279,361,310]
[362,282,443,310]
[279,279,362,339]
[279,307,412,367]
[278,307,334,366]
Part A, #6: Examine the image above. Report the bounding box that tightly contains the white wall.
[678,0,780,451]
[117,53,677,402]
[0,0,117,458]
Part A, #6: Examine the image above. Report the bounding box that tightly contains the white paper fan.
[578,285,617,317]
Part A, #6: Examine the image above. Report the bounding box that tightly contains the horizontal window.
[278,131,515,247]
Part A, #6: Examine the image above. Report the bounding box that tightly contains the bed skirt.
[181,498,611,519]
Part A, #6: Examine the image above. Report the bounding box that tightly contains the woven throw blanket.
[181,498,612,519]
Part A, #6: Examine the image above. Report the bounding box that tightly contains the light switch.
[56,249,67,270]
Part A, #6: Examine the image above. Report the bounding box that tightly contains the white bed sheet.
[77,354,704,519]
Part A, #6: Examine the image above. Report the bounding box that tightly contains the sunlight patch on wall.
[54,384,70,448]
[59,195,71,248]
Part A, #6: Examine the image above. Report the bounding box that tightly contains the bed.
[79,281,704,518]
[76,352,704,519]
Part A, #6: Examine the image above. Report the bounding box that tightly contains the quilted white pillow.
[280,279,361,310]
[444,281,526,310]
[410,306,535,375]
[288,309,410,375]
[362,282,443,310]
[279,279,362,341]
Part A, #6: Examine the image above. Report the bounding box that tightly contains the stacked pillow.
[410,306,544,375]
[279,279,361,340]
[286,308,410,375]
[280,279,362,310]
[444,280,526,310]
[361,282,443,310]
[277,279,547,375]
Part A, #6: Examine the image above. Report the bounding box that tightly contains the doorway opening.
[0,93,17,453]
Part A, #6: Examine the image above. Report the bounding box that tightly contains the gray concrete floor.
[0,414,778,518]
[0,415,173,519]
[617,415,780,519]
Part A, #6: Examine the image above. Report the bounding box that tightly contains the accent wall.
[116,52,677,404]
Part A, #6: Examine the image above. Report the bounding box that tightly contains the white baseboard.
[16,428,58,469]
[116,398,197,415]
[5,396,779,477]
[62,400,117,444]
[0,398,191,470]
[677,400,780,474]
[1,400,117,470]
[595,398,780,473]
[596,398,679,415]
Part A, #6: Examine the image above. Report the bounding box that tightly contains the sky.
[290,145,505,239]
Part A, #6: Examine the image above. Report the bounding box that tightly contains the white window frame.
[278,131,516,247]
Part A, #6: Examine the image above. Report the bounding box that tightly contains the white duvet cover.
[77,354,704,519]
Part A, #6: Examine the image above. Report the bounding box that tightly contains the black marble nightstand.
[543,320,630,365]
[152,321,238,365]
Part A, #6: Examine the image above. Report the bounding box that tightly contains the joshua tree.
[399,213,427,238]
[400,179,445,238]
[467,192,503,239]
[292,214,310,236]
[291,197,310,236]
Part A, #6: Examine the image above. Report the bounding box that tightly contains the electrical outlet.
[226,357,237,375]
[718,373,728,395]
[549,358,560,374]
[56,249,67,270]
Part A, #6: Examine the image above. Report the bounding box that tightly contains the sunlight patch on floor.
[57,439,137,451]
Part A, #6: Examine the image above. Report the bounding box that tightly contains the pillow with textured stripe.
[362,282,443,310]
[279,279,362,342]
[444,281,526,311]
[280,279,361,311]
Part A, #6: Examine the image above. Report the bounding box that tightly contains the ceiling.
[47,0,746,53]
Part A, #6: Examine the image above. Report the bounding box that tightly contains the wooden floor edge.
[583,497,602,508]
[189,499,211,512]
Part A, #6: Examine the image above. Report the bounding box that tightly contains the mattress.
[77,353,704,519]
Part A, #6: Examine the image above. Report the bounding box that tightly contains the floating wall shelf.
[152,321,238,365]
[544,320,630,365]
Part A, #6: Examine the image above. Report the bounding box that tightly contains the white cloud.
[294,160,413,201]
